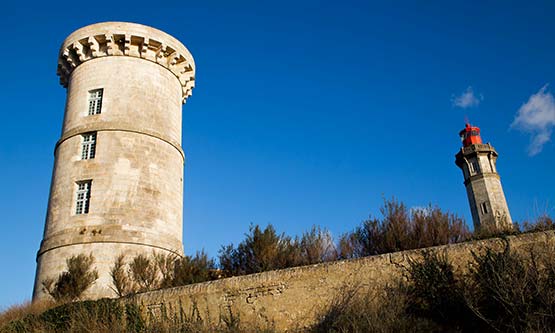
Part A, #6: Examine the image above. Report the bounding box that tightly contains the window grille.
[88,89,103,115]
[81,132,96,160]
[75,181,92,215]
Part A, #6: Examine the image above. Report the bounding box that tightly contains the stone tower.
[33,22,195,301]
[455,124,513,232]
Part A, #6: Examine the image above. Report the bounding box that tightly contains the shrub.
[312,284,440,333]
[466,242,555,332]
[110,251,216,295]
[338,198,470,258]
[403,251,473,331]
[297,226,338,265]
[521,214,555,233]
[42,253,99,303]
[110,254,134,297]
[129,254,160,292]
[219,224,339,277]
[317,242,555,332]
[219,224,299,276]
[167,251,215,287]
[400,242,555,332]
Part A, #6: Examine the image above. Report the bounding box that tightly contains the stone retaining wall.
[127,230,555,331]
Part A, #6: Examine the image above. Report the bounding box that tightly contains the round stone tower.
[455,124,513,233]
[33,22,195,301]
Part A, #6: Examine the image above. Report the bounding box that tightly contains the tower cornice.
[455,143,498,168]
[458,143,498,156]
[57,22,195,104]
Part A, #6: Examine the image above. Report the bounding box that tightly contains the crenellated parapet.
[57,22,195,104]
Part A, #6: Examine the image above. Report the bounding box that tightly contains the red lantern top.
[459,123,483,147]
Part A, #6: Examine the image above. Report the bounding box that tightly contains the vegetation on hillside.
[98,198,474,295]
[110,251,216,296]
[3,240,555,332]
[337,198,470,258]
[2,198,553,332]
[219,225,337,276]
[315,242,555,332]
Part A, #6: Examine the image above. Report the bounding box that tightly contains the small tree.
[42,253,99,302]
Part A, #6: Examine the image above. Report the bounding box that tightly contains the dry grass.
[0,300,54,329]
[312,285,440,333]
[0,299,273,333]
[313,240,555,333]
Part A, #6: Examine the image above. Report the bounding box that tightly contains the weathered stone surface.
[33,22,194,301]
[127,231,555,332]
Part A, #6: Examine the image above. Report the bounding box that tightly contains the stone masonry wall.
[127,231,555,331]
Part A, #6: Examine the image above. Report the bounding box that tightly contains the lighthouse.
[455,124,513,232]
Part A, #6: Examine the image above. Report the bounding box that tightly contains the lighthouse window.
[470,160,480,174]
[480,202,489,215]
[75,180,92,215]
[81,132,96,160]
[88,89,103,115]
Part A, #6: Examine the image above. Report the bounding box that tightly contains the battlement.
[57,22,195,104]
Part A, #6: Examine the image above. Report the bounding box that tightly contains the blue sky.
[1,0,554,308]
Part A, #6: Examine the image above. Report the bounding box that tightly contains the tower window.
[480,202,489,215]
[470,160,480,174]
[75,180,92,215]
[88,89,103,115]
[81,132,96,160]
